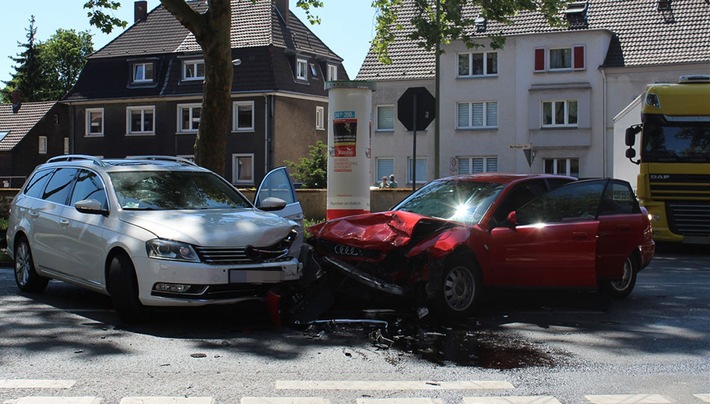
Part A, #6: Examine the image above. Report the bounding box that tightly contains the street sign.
[397,87,436,131]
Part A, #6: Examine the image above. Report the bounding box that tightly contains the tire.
[601,254,638,299]
[14,237,49,293]
[108,254,148,323]
[431,258,481,322]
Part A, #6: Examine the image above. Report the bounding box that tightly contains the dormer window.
[183,59,205,81]
[132,62,154,83]
[296,58,308,80]
[327,64,338,81]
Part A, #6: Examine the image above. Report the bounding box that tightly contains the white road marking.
[584,395,671,403]
[241,398,330,404]
[2,397,101,404]
[0,380,76,389]
[695,394,710,403]
[120,398,215,404]
[463,396,562,403]
[357,399,441,404]
[276,380,513,391]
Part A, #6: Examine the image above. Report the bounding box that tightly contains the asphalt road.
[0,245,708,404]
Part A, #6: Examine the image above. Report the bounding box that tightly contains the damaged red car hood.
[308,211,459,252]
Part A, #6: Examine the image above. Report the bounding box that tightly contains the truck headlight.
[146,239,200,262]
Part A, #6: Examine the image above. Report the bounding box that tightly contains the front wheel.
[601,255,638,299]
[14,238,49,293]
[431,259,481,322]
[108,254,148,323]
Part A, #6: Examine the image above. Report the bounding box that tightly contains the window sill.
[455,127,498,132]
[126,132,156,137]
[456,75,498,79]
[232,129,255,134]
[85,134,104,138]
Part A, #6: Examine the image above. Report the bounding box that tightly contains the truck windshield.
[642,122,710,163]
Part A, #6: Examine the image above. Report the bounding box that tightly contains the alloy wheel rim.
[15,243,31,286]
[444,267,475,311]
[611,257,633,291]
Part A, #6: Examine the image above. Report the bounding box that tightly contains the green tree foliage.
[2,18,93,103]
[81,0,570,174]
[286,141,328,189]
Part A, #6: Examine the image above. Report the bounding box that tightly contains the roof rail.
[46,155,105,166]
[131,155,198,166]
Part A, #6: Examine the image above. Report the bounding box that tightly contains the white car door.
[254,167,304,251]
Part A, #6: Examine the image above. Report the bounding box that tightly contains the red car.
[307,174,655,321]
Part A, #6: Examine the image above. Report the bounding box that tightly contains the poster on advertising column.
[333,111,357,158]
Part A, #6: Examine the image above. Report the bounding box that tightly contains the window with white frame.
[544,158,579,178]
[232,101,254,132]
[127,106,155,134]
[407,157,427,184]
[232,154,254,185]
[457,51,498,77]
[296,58,308,80]
[63,137,69,154]
[542,100,578,127]
[457,101,497,129]
[457,156,498,174]
[375,158,394,184]
[316,106,325,130]
[38,136,47,154]
[376,105,395,131]
[182,59,205,81]
[86,108,104,136]
[327,64,338,81]
[534,46,585,72]
[178,104,201,132]
[132,62,153,83]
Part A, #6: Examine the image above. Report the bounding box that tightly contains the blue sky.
[0,0,377,87]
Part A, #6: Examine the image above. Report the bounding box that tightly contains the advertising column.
[325,81,376,220]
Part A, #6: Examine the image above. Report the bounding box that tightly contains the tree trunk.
[161,0,233,176]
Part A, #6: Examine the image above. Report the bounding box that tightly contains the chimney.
[275,0,289,26]
[134,1,148,23]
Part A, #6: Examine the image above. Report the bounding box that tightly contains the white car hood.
[119,208,295,247]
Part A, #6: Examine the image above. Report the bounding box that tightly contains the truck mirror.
[625,148,636,159]
[625,128,637,146]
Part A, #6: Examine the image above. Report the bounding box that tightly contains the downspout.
[265,94,274,173]
[601,67,607,177]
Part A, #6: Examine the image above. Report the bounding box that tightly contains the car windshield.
[394,180,504,225]
[109,171,252,210]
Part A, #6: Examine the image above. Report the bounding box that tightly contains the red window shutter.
[573,46,585,70]
[534,48,545,71]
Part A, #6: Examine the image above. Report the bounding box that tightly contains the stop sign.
[397,87,436,131]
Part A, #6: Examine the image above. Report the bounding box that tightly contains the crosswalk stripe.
[276,380,513,390]
[120,398,215,404]
[463,396,562,403]
[0,380,76,389]
[695,394,710,403]
[584,395,671,403]
[356,399,439,404]
[120,396,215,404]
[2,397,101,404]
[241,398,330,404]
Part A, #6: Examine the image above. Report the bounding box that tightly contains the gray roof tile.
[0,101,56,151]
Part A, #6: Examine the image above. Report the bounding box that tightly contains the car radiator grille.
[194,247,252,264]
[666,201,710,237]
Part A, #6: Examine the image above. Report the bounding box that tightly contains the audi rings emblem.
[334,244,361,256]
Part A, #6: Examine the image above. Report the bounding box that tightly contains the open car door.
[255,167,304,250]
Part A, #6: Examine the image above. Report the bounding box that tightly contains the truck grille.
[649,174,710,200]
[666,201,710,237]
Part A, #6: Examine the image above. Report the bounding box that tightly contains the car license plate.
[229,269,283,283]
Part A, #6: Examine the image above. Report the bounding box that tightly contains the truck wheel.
[108,253,148,323]
[601,254,638,299]
[14,237,49,293]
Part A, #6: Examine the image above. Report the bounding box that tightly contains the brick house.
[63,0,347,186]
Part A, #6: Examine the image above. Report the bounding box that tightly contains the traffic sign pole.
[411,94,417,191]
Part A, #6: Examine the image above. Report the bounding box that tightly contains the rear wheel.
[14,238,49,293]
[108,254,148,323]
[431,258,481,322]
[601,254,638,299]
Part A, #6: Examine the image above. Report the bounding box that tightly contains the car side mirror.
[506,211,518,227]
[257,196,287,211]
[75,199,108,216]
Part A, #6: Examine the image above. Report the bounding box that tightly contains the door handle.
[616,224,631,231]
[571,232,588,240]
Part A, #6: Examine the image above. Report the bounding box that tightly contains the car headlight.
[146,239,200,262]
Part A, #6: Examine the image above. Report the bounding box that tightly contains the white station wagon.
[7,155,304,322]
